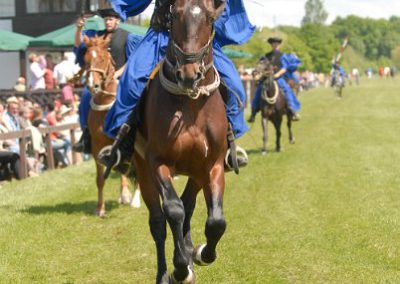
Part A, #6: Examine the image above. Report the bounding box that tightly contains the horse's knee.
[163,199,185,224]
[205,216,226,240]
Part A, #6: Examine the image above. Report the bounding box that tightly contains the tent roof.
[0,29,33,51]
[29,16,147,48]
[222,48,253,59]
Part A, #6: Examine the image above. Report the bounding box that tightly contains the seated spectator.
[13,77,27,92]
[2,97,21,153]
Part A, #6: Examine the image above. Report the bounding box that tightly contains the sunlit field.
[1,78,399,283]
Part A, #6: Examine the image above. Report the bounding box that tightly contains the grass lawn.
[0,79,399,283]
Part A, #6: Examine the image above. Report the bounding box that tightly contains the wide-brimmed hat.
[98,8,120,19]
[6,96,19,104]
[267,37,283,44]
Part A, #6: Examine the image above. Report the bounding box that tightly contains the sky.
[141,0,400,27]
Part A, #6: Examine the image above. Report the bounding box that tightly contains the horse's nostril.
[195,72,203,81]
[94,84,100,89]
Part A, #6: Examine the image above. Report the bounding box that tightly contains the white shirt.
[53,60,75,85]
[29,62,46,90]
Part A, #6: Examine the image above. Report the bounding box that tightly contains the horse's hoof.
[95,209,106,218]
[130,190,141,208]
[170,267,195,284]
[262,150,267,155]
[119,189,132,205]
[276,148,281,153]
[193,244,213,266]
[290,138,295,144]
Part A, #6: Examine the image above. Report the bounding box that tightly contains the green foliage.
[391,46,400,68]
[302,0,329,26]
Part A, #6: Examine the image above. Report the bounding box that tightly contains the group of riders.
[72,0,305,175]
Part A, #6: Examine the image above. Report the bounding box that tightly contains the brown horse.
[255,59,295,154]
[83,35,140,217]
[133,0,228,282]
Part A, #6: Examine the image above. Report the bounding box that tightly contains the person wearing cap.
[248,37,301,122]
[97,0,255,174]
[72,6,143,154]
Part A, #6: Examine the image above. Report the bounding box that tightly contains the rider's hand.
[76,17,85,30]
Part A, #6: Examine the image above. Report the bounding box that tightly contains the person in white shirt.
[28,53,46,90]
[53,53,75,88]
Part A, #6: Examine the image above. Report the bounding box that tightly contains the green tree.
[302,0,328,26]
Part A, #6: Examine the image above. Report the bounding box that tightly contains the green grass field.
[1,79,399,283]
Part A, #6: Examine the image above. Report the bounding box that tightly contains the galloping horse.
[134,0,228,282]
[255,58,295,154]
[83,35,140,216]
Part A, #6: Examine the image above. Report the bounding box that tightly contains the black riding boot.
[98,109,137,179]
[224,124,248,174]
[72,128,91,154]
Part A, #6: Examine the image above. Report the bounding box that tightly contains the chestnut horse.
[83,35,140,217]
[133,0,228,282]
[255,59,295,154]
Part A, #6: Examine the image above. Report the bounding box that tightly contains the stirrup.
[98,146,121,175]
[225,146,248,173]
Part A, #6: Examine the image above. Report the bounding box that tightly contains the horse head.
[255,58,275,87]
[168,0,225,90]
[83,35,114,94]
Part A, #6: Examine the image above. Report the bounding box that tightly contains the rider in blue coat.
[248,37,301,123]
[72,8,142,153]
[98,0,255,173]
[330,62,346,87]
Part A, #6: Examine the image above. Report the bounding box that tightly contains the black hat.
[267,37,282,44]
[98,8,120,19]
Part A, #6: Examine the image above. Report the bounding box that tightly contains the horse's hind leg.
[95,163,106,217]
[261,117,268,155]
[287,113,295,144]
[181,178,202,267]
[130,179,141,208]
[154,164,193,283]
[193,164,226,266]
[119,174,132,205]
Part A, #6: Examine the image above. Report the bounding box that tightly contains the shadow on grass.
[20,200,120,216]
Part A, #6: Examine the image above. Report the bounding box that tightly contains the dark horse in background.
[82,35,141,217]
[255,58,295,154]
[133,0,228,282]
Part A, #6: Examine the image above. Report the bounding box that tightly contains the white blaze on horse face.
[191,6,202,17]
[92,50,97,59]
[88,72,94,87]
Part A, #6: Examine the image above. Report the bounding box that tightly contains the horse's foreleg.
[136,157,168,284]
[193,164,226,266]
[119,174,132,205]
[154,164,192,283]
[130,180,141,208]
[95,162,106,217]
[261,117,268,155]
[287,113,295,144]
[181,178,202,267]
[274,118,282,152]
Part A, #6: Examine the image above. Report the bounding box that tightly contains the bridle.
[159,4,220,100]
[257,62,280,105]
[86,48,117,111]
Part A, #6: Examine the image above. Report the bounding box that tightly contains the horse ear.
[214,0,226,17]
[83,35,91,47]
[102,33,111,46]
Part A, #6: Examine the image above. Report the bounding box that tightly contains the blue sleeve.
[281,54,302,72]
[125,34,143,58]
[108,0,153,21]
[214,0,255,47]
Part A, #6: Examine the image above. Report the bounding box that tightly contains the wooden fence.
[0,123,80,179]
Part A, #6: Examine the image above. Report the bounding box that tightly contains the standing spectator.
[13,77,26,92]
[53,54,75,89]
[352,68,360,85]
[44,54,55,90]
[60,79,75,105]
[28,53,46,90]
